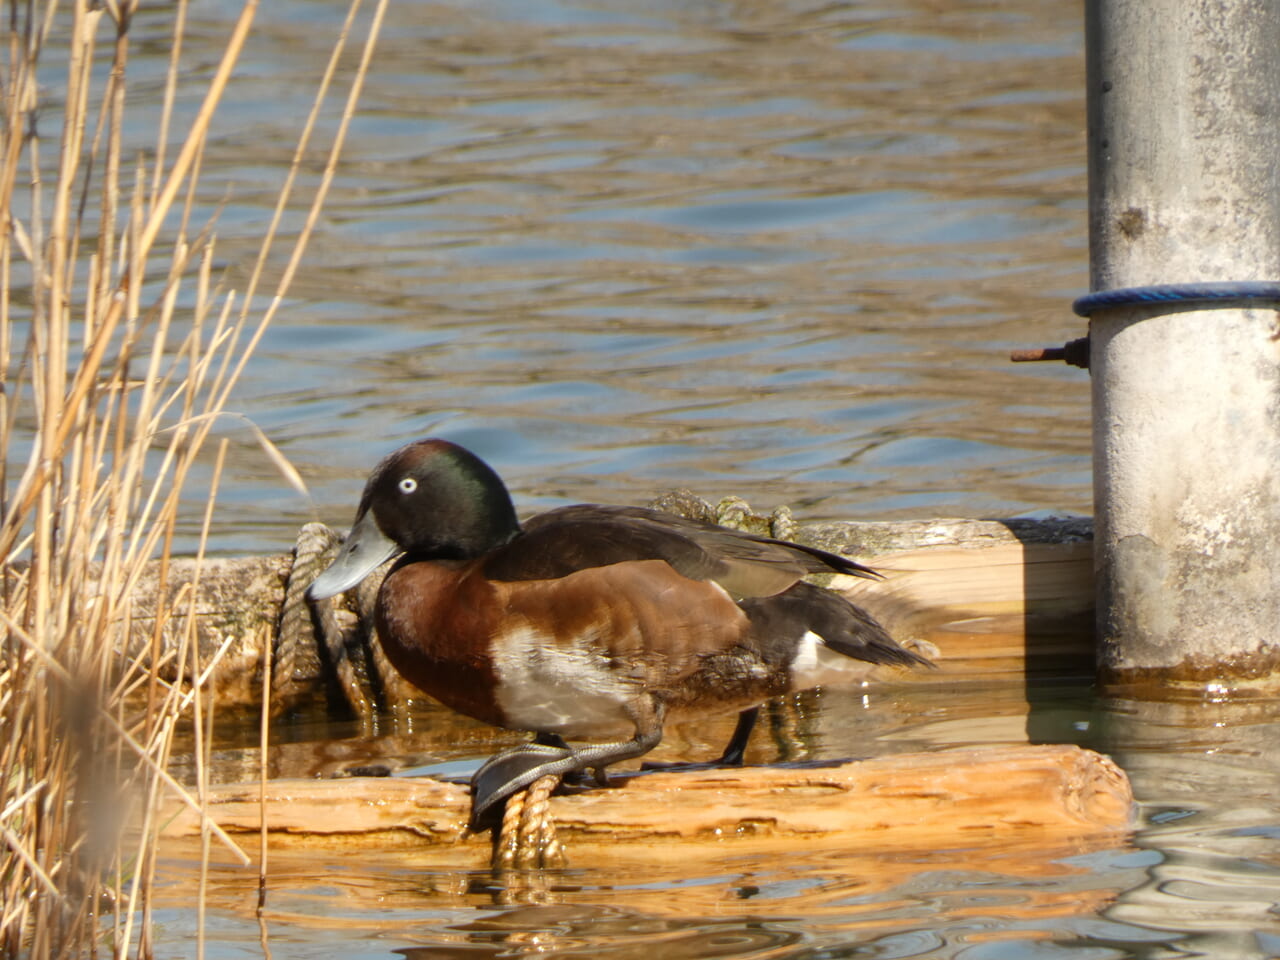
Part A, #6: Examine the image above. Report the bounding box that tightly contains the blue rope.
[1073,281,1280,317]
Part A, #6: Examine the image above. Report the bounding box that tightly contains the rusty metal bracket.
[1010,336,1090,369]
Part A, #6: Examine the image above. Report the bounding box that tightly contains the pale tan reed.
[0,2,384,956]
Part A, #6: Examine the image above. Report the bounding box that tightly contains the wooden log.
[63,512,1094,708]
[158,744,1131,868]
[843,539,1094,681]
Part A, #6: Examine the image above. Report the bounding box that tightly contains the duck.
[307,438,927,827]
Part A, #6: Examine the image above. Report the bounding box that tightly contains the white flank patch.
[491,624,638,738]
[790,630,876,690]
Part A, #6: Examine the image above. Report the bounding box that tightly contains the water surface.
[160,683,1280,960]
[135,0,1093,551]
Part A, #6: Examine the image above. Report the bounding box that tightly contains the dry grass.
[0,1,385,956]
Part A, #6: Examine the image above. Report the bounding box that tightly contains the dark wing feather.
[740,581,930,669]
[483,504,880,599]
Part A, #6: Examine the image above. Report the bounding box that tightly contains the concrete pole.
[1085,0,1280,692]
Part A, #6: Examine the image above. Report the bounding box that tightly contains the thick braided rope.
[493,774,564,870]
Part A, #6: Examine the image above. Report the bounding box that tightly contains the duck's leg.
[715,705,759,766]
[639,704,759,771]
[470,700,666,828]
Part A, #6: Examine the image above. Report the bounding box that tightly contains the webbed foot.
[469,700,667,830]
[470,742,574,829]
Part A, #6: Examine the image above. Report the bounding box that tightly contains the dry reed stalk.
[258,622,272,918]
[0,2,385,957]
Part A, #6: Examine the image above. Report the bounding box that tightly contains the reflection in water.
[403,904,803,959]
[160,832,1142,959]
[154,681,1280,959]
[1101,698,1280,959]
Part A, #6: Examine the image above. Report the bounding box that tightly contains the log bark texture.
[159,743,1131,867]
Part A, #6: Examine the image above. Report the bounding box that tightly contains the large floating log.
[82,512,1094,709]
[159,744,1131,868]
[844,538,1094,682]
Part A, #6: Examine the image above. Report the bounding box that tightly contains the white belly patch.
[790,630,877,690]
[490,625,639,738]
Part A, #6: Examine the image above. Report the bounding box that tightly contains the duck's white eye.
[398,477,418,494]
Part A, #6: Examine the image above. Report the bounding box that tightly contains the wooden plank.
[842,539,1094,681]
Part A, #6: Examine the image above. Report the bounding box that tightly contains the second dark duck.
[308,438,927,826]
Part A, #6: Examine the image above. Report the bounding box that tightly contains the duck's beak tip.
[307,510,399,600]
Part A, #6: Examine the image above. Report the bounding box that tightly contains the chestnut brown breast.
[375,557,755,734]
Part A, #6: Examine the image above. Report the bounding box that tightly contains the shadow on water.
[990,514,1097,747]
